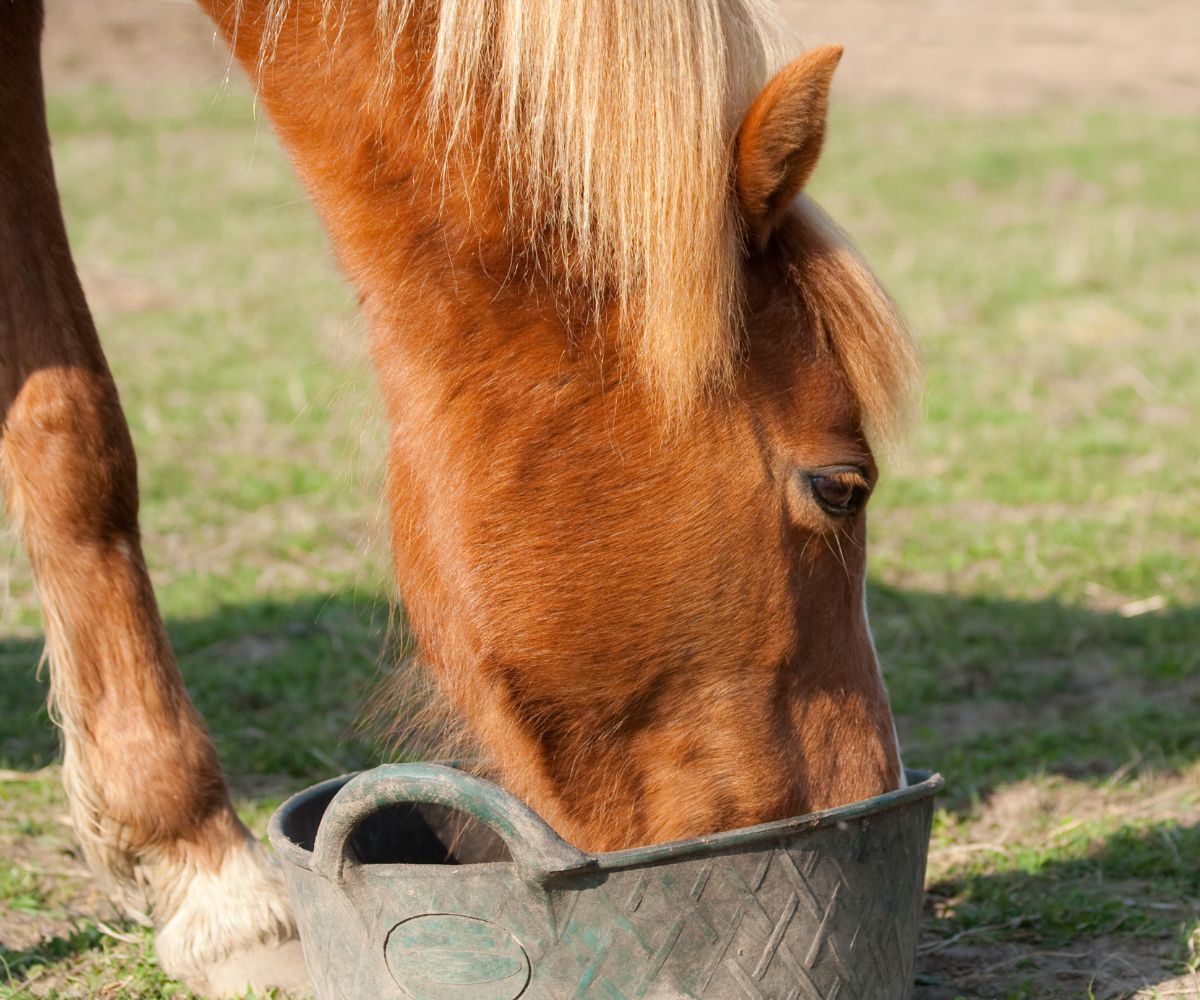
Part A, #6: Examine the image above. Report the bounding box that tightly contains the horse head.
[220,2,918,852]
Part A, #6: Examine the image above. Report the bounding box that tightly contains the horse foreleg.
[0,6,305,996]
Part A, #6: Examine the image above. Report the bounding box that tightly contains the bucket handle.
[311,763,595,887]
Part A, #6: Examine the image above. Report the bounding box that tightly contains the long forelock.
[250,0,792,414]
[789,198,919,448]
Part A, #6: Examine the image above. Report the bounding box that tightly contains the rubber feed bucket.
[270,763,942,999]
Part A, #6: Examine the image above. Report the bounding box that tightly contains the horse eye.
[807,469,869,516]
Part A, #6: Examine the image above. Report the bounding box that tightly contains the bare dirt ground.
[919,765,1200,999]
[42,0,229,92]
[44,0,1200,110]
[780,0,1200,112]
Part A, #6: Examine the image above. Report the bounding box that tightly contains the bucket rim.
[269,765,942,875]
[594,768,941,873]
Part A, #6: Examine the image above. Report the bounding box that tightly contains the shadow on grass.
[0,591,400,782]
[1,585,1197,804]
[870,584,1200,810]
[916,819,1200,999]
[0,924,107,988]
[2,587,1197,998]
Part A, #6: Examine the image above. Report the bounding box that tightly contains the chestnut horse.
[0,1,916,994]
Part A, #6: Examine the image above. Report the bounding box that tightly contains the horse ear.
[735,45,843,247]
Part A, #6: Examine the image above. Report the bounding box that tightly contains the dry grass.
[2,2,1197,998]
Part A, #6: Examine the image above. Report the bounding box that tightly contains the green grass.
[1,86,1197,997]
[813,104,1200,802]
[810,104,1199,995]
[933,814,1200,943]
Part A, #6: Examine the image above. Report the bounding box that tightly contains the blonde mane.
[248,1,787,408]
[250,1,914,432]
[418,0,792,413]
[791,198,919,447]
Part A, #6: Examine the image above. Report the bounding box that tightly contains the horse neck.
[199,0,632,775]
[206,4,533,328]
[196,3,903,850]
[203,1,596,494]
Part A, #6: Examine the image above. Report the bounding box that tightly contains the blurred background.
[2,1,1197,997]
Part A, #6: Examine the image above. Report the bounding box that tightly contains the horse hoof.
[152,835,312,997]
[189,935,313,998]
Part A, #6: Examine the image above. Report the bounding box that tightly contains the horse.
[0,1,917,994]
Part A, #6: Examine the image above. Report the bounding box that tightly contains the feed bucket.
[269,763,942,999]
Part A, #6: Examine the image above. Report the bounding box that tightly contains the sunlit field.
[2,25,1197,1000]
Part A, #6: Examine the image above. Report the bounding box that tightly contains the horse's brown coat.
[0,0,241,875]
[1,4,912,987]
[0,18,304,995]
[201,1,907,850]
[737,46,844,246]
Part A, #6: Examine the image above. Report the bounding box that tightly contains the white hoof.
[188,935,312,998]
[153,836,312,998]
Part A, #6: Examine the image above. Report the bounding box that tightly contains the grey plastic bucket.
[269,763,942,999]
